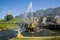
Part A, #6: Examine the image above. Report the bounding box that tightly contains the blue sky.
[0,0,60,19]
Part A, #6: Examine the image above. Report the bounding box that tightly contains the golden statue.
[16,30,23,38]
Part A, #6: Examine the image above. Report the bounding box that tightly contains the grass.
[0,23,17,28]
[0,18,21,28]
[10,18,21,23]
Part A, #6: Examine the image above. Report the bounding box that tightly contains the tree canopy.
[4,13,13,21]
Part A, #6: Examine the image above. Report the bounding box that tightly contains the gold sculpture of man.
[16,30,23,38]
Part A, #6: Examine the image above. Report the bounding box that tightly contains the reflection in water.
[0,29,17,40]
[21,29,57,37]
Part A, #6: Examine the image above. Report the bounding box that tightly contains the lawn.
[0,23,17,28]
[10,18,22,23]
[0,18,21,28]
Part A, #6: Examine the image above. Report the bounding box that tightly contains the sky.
[0,0,60,19]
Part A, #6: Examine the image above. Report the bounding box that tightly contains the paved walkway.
[23,36,60,38]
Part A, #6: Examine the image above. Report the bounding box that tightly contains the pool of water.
[0,29,17,40]
[21,29,60,37]
[0,26,60,40]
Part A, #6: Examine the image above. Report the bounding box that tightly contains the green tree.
[4,14,13,21]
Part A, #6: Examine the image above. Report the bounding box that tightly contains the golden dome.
[7,12,11,15]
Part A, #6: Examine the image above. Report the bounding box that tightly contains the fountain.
[0,2,60,40]
[24,2,33,23]
[42,17,47,24]
[54,15,60,24]
[26,2,33,18]
[54,15,59,20]
[20,2,58,37]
